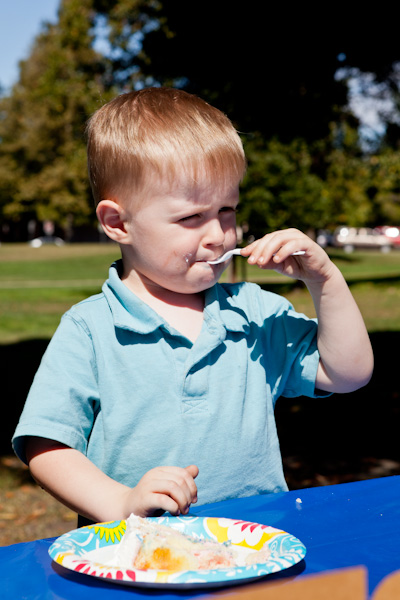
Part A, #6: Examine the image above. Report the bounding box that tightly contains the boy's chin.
[171,277,219,296]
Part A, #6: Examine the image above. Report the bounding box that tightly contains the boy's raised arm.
[241,228,374,394]
[306,265,373,393]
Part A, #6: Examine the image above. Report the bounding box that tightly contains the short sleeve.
[12,313,100,464]
[239,282,326,400]
[279,312,320,397]
[268,300,324,399]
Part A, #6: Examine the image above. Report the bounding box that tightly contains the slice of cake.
[114,514,239,571]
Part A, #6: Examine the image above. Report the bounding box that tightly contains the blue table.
[1,476,399,599]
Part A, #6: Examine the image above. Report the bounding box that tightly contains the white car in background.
[375,226,400,247]
[29,236,65,248]
[333,227,393,253]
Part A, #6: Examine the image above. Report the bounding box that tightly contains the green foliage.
[92,0,163,86]
[324,150,373,227]
[0,0,115,234]
[240,136,328,236]
[367,153,400,224]
[238,125,400,235]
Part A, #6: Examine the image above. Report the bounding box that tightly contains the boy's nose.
[204,217,225,247]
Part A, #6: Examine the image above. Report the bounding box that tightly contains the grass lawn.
[0,243,120,343]
[1,243,400,342]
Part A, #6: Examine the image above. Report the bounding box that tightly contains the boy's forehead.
[163,182,240,213]
[125,170,238,203]
[172,178,239,198]
[118,166,241,212]
[163,168,241,198]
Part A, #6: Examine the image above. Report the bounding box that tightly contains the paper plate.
[48,515,306,588]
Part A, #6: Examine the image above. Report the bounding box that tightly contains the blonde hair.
[86,87,246,204]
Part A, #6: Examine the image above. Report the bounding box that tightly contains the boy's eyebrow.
[169,194,239,213]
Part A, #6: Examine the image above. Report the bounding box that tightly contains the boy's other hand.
[125,465,199,518]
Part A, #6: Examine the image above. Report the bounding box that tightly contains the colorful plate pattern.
[48,515,306,588]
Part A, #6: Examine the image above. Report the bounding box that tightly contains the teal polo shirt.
[13,261,322,505]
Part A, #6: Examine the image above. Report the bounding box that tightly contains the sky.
[0,0,60,92]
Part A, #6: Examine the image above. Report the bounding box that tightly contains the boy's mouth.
[195,257,219,264]
[183,252,224,266]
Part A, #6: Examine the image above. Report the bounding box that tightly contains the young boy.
[12,87,373,525]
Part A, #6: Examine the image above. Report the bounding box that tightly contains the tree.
[93,2,350,142]
[91,2,400,233]
[92,0,163,88]
[3,1,400,237]
[239,136,327,238]
[91,4,400,141]
[366,152,400,224]
[0,0,115,239]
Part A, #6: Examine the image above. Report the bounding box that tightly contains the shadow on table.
[0,332,399,488]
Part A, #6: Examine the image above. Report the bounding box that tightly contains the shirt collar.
[102,261,164,334]
[103,260,250,335]
[204,283,250,334]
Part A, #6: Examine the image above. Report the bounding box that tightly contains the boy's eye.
[178,206,237,223]
[219,206,237,214]
[179,214,201,223]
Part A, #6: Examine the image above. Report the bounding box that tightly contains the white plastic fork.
[207,248,243,264]
[207,248,305,265]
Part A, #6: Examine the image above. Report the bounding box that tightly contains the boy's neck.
[121,267,203,307]
[121,268,205,343]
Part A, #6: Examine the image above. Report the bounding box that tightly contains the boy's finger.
[184,465,199,502]
[149,478,192,513]
[154,466,198,505]
[241,238,276,265]
[185,464,199,479]
[147,493,180,516]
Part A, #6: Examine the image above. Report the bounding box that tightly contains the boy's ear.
[96,200,129,244]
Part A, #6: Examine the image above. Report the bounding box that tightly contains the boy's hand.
[125,465,199,517]
[241,228,335,285]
